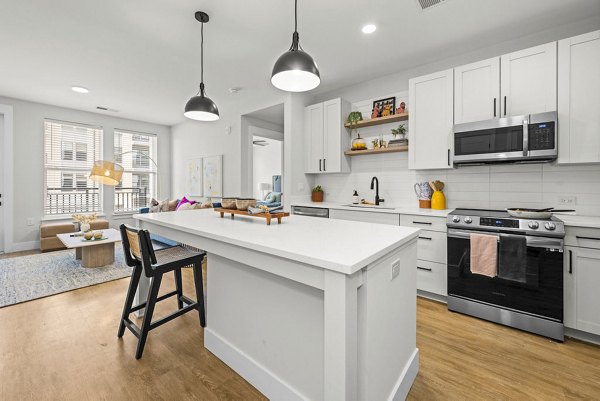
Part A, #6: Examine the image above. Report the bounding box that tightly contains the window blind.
[114,129,157,213]
[44,120,103,215]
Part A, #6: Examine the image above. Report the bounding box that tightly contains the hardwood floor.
[1,251,599,400]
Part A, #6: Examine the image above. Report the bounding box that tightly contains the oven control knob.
[544,222,556,231]
[528,221,539,229]
[452,216,461,223]
[464,216,473,224]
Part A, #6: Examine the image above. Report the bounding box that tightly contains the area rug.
[0,247,132,308]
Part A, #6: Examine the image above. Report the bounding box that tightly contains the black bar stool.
[118,224,206,359]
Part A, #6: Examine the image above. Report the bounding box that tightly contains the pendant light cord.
[294,0,298,33]
[290,0,301,51]
[201,22,204,85]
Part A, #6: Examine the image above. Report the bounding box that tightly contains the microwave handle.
[522,119,529,157]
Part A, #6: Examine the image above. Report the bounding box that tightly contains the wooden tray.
[215,208,290,225]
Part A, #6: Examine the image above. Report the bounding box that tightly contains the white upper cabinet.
[454,57,501,124]
[500,42,557,117]
[303,98,350,174]
[408,69,454,170]
[558,30,600,165]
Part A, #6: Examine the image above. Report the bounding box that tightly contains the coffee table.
[57,228,122,268]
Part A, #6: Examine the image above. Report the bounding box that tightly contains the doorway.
[241,103,284,201]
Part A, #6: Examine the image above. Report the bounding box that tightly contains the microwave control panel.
[529,121,555,150]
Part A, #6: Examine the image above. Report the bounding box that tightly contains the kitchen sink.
[342,204,396,210]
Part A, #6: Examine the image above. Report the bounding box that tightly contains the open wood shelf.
[344,113,408,129]
[344,146,408,156]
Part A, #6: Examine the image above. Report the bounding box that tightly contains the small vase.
[312,191,324,202]
[431,190,446,210]
[351,134,367,151]
[80,222,91,232]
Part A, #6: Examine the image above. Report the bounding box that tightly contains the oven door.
[447,229,563,321]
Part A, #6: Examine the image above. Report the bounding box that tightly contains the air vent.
[96,106,118,112]
[416,0,446,10]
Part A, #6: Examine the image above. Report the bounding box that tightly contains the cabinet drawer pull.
[568,250,573,274]
[575,236,600,241]
[447,149,451,166]
[417,266,433,272]
[319,159,322,172]
[419,236,433,240]
[413,221,432,225]
[503,96,507,116]
[323,158,326,171]
[493,98,497,117]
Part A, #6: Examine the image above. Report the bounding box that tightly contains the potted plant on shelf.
[347,112,367,151]
[311,186,324,202]
[389,124,408,147]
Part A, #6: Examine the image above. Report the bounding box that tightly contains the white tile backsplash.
[316,159,600,216]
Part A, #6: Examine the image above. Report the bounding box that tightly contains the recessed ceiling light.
[362,24,377,34]
[71,86,89,94]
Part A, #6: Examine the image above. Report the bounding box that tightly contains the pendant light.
[271,0,320,92]
[184,11,219,121]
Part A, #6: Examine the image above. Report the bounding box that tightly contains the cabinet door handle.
[323,158,326,171]
[447,149,451,166]
[575,236,600,241]
[319,159,322,172]
[493,98,497,117]
[417,266,433,272]
[419,236,432,240]
[413,221,432,225]
[568,250,573,274]
[504,96,507,116]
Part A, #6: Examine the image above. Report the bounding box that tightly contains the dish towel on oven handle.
[498,234,528,284]
[469,233,498,278]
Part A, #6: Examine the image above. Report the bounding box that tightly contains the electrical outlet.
[557,195,577,206]
[391,259,401,281]
[26,217,34,226]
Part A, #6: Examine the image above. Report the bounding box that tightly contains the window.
[114,129,157,212]
[44,120,102,215]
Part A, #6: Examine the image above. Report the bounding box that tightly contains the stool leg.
[192,257,206,327]
[118,265,143,338]
[136,275,162,359]
[174,267,184,309]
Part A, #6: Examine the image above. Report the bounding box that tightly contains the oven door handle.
[447,229,563,249]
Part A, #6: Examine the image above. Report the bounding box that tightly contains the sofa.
[40,219,109,252]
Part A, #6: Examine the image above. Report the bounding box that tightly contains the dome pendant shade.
[184,84,220,121]
[184,11,220,122]
[271,1,320,92]
[271,47,320,92]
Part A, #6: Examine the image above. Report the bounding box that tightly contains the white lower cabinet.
[564,245,600,336]
[416,260,447,296]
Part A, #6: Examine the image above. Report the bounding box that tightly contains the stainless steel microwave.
[453,111,558,165]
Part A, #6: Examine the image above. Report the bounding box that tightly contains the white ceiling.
[0,0,598,126]
[246,103,285,127]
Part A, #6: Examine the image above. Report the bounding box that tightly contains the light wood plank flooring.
[0,251,599,400]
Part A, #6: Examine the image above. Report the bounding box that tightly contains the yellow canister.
[431,190,446,210]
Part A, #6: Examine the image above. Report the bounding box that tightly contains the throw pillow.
[177,202,195,211]
[265,192,276,203]
[168,199,179,211]
[176,196,196,211]
[159,200,170,212]
[272,192,282,202]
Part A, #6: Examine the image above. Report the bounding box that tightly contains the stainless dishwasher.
[292,206,329,218]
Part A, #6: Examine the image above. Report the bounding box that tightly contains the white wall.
[252,137,282,200]
[0,96,171,251]
[311,19,600,216]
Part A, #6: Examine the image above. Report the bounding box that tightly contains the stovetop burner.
[447,208,565,237]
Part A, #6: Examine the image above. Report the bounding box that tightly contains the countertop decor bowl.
[221,198,238,209]
[235,198,257,210]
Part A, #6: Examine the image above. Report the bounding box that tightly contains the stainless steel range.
[446,208,565,341]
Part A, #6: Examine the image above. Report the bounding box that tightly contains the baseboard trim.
[417,290,447,304]
[8,240,40,253]
[565,327,600,346]
[204,328,306,401]
[388,348,419,401]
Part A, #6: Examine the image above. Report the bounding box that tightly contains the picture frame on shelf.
[372,97,396,118]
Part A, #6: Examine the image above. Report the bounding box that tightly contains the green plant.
[391,124,407,138]
[312,185,323,193]
[346,111,363,126]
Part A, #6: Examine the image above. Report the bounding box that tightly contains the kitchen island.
[134,209,420,401]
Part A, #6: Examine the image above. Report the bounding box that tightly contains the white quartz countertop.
[134,209,420,275]
[292,201,453,217]
[555,214,600,229]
